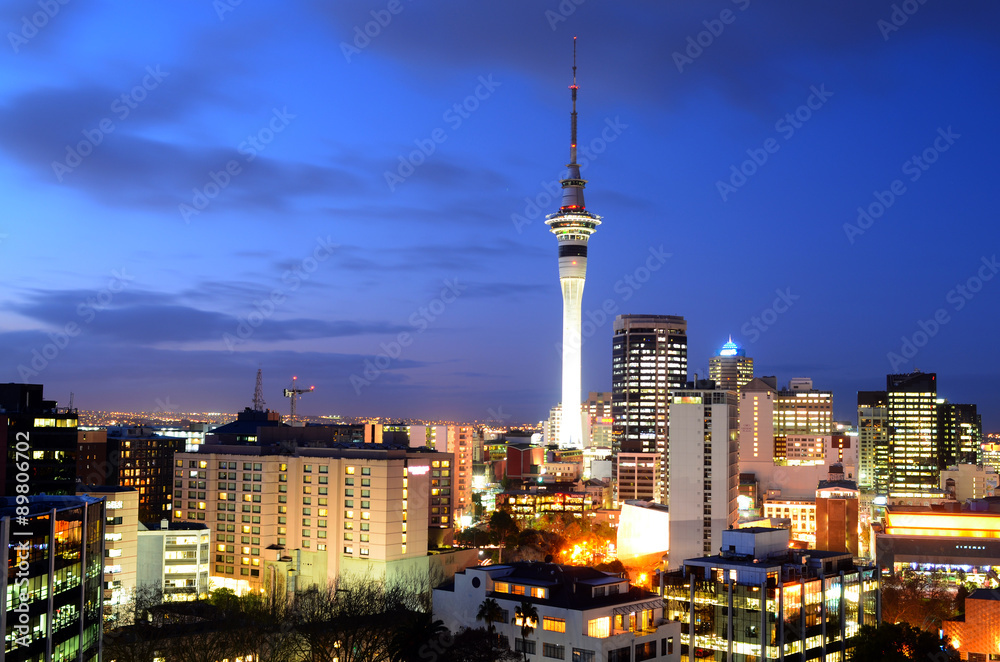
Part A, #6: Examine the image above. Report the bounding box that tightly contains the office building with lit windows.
[612,314,687,505]
[172,443,456,594]
[434,562,681,662]
[661,527,879,662]
[938,402,983,467]
[857,390,889,494]
[886,371,940,498]
[77,426,185,522]
[1,494,104,662]
[2,383,79,497]
[709,337,754,392]
[739,377,847,505]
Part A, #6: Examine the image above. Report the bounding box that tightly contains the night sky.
[1,2,998,428]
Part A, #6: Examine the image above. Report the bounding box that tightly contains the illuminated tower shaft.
[546,38,601,449]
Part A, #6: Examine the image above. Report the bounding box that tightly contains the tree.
[881,572,956,631]
[441,627,520,662]
[101,585,166,662]
[849,622,958,661]
[476,597,504,662]
[512,600,538,662]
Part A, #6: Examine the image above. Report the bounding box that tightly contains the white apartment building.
[434,562,680,662]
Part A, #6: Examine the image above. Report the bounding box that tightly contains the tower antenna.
[570,36,578,166]
[253,368,266,411]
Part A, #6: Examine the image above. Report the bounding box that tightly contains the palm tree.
[476,597,504,662]
[513,600,538,662]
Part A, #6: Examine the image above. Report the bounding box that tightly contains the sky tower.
[546,37,601,449]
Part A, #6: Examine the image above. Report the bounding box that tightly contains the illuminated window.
[543,617,566,633]
[587,617,610,638]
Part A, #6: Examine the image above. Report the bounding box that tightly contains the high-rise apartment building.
[667,384,738,565]
[172,443,455,594]
[857,391,889,494]
[709,337,753,391]
[1,495,104,662]
[2,383,78,497]
[886,371,939,497]
[546,40,601,449]
[611,314,687,504]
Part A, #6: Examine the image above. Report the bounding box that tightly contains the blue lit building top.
[718,336,745,357]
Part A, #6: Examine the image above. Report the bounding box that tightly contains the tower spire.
[570,36,578,166]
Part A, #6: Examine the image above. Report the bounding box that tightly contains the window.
[543,617,566,633]
[515,639,536,655]
[587,617,609,638]
[542,643,565,659]
[361,467,371,475]
[607,648,630,662]
[572,650,595,662]
[494,582,509,594]
[635,641,656,662]
[661,637,673,656]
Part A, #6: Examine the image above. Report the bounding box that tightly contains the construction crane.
[282,376,314,422]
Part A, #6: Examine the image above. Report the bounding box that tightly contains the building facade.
[77,486,138,615]
[667,385,739,565]
[434,562,681,662]
[615,452,660,504]
[136,520,211,601]
[172,443,454,594]
[1,495,104,662]
[2,383,78,497]
[857,391,888,494]
[661,528,879,662]
[887,371,940,497]
[612,314,688,505]
[709,338,753,392]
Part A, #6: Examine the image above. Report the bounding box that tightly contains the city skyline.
[1,3,999,427]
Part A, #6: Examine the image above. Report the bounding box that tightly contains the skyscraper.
[709,337,754,391]
[611,314,687,504]
[546,38,601,449]
[886,371,939,497]
[938,402,983,466]
[857,390,889,494]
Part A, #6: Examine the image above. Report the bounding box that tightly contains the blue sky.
[1,1,998,428]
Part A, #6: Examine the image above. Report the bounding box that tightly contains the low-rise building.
[942,588,1000,661]
[941,464,1000,502]
[497,486,601,520]
[434,562,681,662]
[137,520,211,601]
[661,527,879,661]
[875,499,1000,583]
